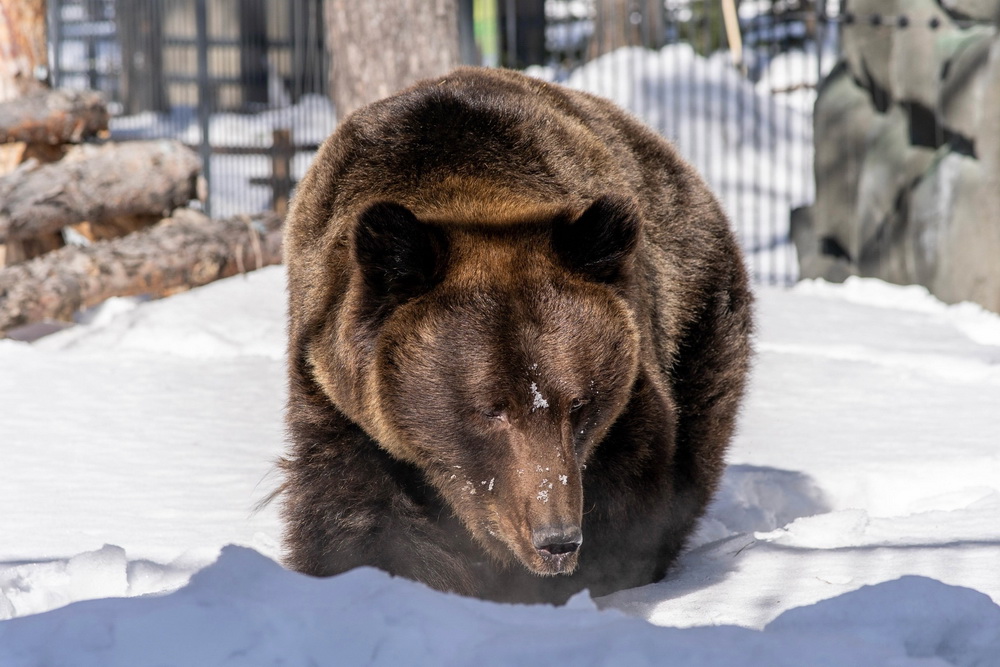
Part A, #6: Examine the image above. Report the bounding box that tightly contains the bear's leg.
[280,403,478,596]
[669,271,754,510]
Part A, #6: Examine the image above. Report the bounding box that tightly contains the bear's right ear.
[353,202,448,304]
[552,194,640,283]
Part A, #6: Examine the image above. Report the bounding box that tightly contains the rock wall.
[795,0,1000,312]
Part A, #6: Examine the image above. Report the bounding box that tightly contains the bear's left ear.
[552,194,640,283]
[353,202,449,304]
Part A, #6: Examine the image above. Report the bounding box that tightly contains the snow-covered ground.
[2,267,999,664]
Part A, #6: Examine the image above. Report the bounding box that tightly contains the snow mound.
[692,464,830,547]
[768,576,1000,667]
[1,547,997,667]
[0,545,206,621]
[37,266,286,359]
[796,277,1000,347]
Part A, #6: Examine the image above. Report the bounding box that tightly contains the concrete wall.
[795,0,1000,313]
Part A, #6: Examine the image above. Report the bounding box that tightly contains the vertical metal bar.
[86,0,100,90]
[769,0,778,285]
[271,128,293,217]
[736,8,745,273]
[816,0,826,94]
[290,0,301,101]
[195,0,212,216]
[504,0,516,67]
[315,0,327,98]
[48,0,63,87]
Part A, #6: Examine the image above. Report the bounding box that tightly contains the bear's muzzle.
[532,524,583,574]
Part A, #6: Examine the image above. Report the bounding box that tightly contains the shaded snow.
[2,548,999,667]
[2,267,999,664]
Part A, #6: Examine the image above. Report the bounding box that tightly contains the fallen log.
[0,139,202,263]
[0,88,109,145]
[0,209,282,336]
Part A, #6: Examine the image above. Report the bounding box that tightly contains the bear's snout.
[532,525,582,574]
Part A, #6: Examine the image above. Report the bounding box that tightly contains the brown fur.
[278,67,753,603]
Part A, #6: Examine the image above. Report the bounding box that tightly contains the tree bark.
[499,0,547,68]
[0,88,109,145]
[0,209,283,336]
[0,0,49,178]
[588,0,634,60]
[0,0,47,102]
[115,0,167,114]
[587,0,664,59]
[325,0,460,119]
[0,140,202,263]
[239,0,269,108]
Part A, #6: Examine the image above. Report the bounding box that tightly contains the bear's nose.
[532,525,583,556]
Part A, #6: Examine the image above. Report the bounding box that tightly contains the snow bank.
[2,547,998,667]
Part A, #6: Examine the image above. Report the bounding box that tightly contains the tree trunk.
[239,0,269,108]
[0,88,109,145]
[116,0,167,114]
[0,0,49,178]
[588,0,633,60]
[0,209,283,336]
[0,0,47,102]
[0,140,202,264]
[499,0,547,68]
[325,0,460,119]
[587,0,664,60]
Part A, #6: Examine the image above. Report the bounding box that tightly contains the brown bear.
[278,66,753,604]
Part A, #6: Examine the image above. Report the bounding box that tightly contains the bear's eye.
[570,397,590,412]
[482,408,509,423]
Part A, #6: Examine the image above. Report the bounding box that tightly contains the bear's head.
[326,195,642,577]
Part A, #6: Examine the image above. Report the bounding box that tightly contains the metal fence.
[47,0,833,285]
[49,0,329,219]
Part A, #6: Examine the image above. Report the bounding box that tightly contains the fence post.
[816,0,827,87]
[195,0,212,217]
[48,0,62,87]
[85,0,101,90]
[271,129,294,217]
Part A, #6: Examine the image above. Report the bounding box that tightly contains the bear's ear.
[353,202,448,303]
[552,194,640,283]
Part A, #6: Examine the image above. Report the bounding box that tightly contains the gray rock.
[917,154,1000,311]
[854,106,936,279]
[890,0,956,110]
[907,149,979,287]
[812,62,877,262]
[947,36,1000,313]
[938,27,995,142]
[807,10,1000,312]
[841,0,900,108]
[938,0,1000,22]
[791,204,855,282]
[978,36,1000,173]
